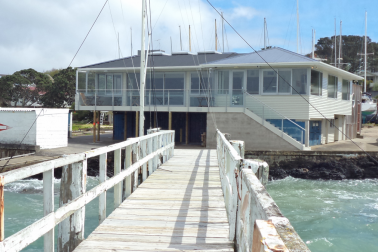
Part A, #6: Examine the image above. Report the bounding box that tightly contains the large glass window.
[342,79,350,100]
[87,72,95,91]
[127,73,140,90]
[263,70,277,93]
[98,74,106,95]
[328,75,337,98]
[232,71,244,106]
[191,71,211,94]
[114,75,122,94]
[278,70,291,93]
[247,70,259,94]
[311,70,323,96]
[217,71,229,94]
[292,69,307,95]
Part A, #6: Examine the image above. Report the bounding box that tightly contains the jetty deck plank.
[74,149,233,251]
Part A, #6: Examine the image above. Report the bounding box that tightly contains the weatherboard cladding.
[205,47,318,65]
[81,52,240,69]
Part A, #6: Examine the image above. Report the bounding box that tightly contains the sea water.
[5,177,378,251]
[4,177,114,251]
[267,177,378,252]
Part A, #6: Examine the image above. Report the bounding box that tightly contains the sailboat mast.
[139,0,146,136]
[339,21,342,68]
[312,29,314,58]
[365,12,367,92]
[296,0,299,53]
[215,19,217,51]
[264,18,266,50]
[221,12,224,53]
[334,19,337,67]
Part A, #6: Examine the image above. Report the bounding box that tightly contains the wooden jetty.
[74,149,234,251]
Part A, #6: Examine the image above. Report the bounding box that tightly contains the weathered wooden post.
[114,148,122,208]
[99,153,107,224]
[132,143,139,191]
[142,140,147,181]
[58,160,87,252]
[43,164,55,251]
[148,137,153,175]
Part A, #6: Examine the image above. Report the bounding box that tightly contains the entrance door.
[231,71,244,106]
[309,121,322,146]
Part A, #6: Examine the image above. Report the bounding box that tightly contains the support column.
[114,149,122,208]
[305,120,310,147]
[124,112,127,140]
[93,110,96,143]
[135,111,139,137]
[342,115,346,140]
[325,119,329,144]
[186,112,189,144]
[168,112,172,130]
[97,111,100,141]
[68,111,73,138]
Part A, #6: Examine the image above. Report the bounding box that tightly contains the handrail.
[0,129,175,252]
[244,91,306,131]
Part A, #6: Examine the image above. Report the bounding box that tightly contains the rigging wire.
[68,0,108,67]
[205,0,378,164]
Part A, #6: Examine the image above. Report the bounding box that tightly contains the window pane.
[98,74,106,94]
[218,71,229,94]
[232,71,244,90]
[328,75,337,98]
[278,70,291,93]
[164,72,184,90]
[342,79,349,100]
[311,70,322,95]
[106,75,113,95]
[191,72,200,94]
[87,72,95,91]
[200,71,211,93]
[114,75,122,94]
[247,70,259,94]
[146,72,152,90]
[127,73,140,90]
[263,70,277,93]
[78,72,86,90]
[292,69,307,95]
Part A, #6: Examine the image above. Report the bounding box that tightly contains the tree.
[0,68,51,107]
[41,67,76,108]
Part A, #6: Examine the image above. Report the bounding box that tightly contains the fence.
[0,129,175,252]
[216,129,310,252]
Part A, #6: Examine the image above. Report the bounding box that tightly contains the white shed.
[0,108,69,149]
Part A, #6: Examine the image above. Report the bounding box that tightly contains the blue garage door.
[113,112,124,140]
[309,121,322,146]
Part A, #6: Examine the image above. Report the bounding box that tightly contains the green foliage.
[41,67,76,108]
[0,68,52,107]
[44,68,61,78]
[315,35,378,73]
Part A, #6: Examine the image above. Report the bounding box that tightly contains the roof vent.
[197,51,222,55]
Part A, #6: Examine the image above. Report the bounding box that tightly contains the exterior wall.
[0,110,37,146]
[36,109,69,149]
[328,120,335,143]
[206,112,298,151]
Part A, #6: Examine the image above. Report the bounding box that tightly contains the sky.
[0,0,376,74]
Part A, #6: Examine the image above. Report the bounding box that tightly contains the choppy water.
[4,177,114,252]
[267,177,378,252]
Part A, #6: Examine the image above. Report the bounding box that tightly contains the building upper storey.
[76,47,363,120]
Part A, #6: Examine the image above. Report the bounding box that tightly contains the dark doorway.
[189,113,207,144]
[309,121,322,146]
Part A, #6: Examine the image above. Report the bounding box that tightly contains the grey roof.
[81,51,240,69]
[205,47,318,65]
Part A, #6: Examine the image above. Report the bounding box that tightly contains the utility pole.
[215,19,217,51]
[179,26,182,51]
[264,18,267,50]
[139,0,146,136]
[296,0,299,53]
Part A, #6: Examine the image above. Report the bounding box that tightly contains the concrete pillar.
[168,112,172,130]
[186,112,189,144]
[135,111,139,137]
[321,119,327,144]
[305,120,310,147]
[93,111,96,143]
[325,119,329,144]
[342,115,346,140]
[68,112,73,138]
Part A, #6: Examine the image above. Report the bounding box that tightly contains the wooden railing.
[216,129,310,252]
[0,129,175,252]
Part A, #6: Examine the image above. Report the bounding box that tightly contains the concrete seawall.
[0,144,39,159]
[246,150,378,180]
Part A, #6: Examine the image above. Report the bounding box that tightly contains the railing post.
[43,165,54,252]
[148,137,153,175]
[99,153,107,224]
[142,140,147,181]
[281,119,284,137]
[114,148,122,208]
[0,177,3,242]
[123,145,132,200]
[262,106,265,125]
[58,160,87,252]
[132,143,139,191]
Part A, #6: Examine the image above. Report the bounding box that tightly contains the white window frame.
[261,68,292,95]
